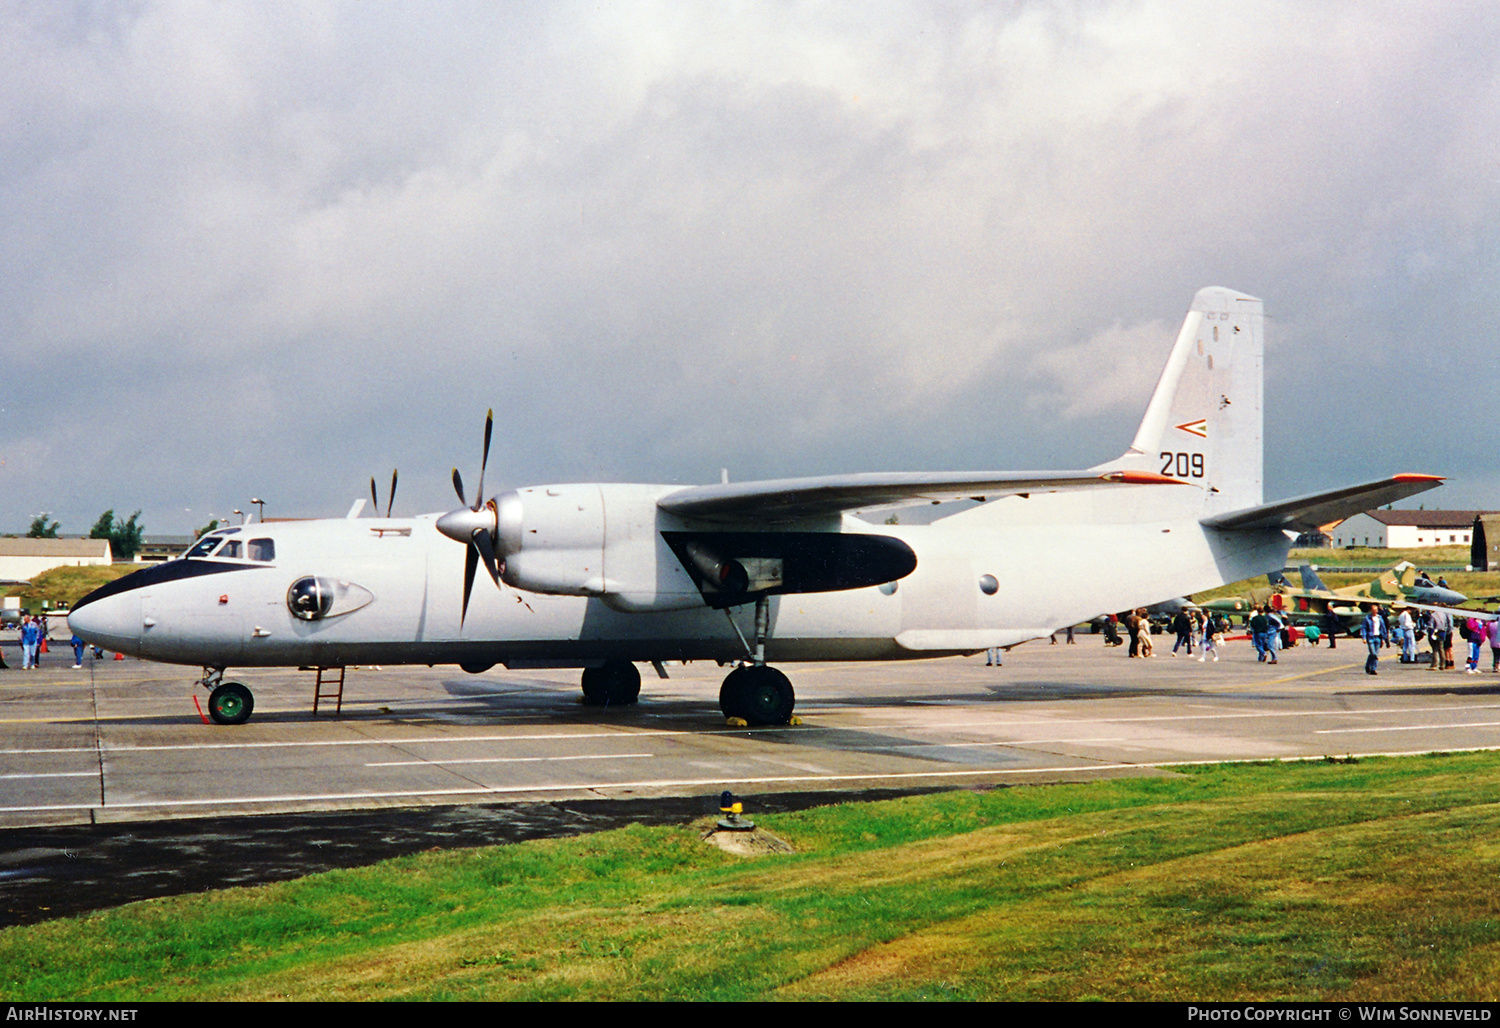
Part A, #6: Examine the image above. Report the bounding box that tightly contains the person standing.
[1249,606,1275,664]
[1463,617,1484,673]
[1429,607,1453,670]
[1171,609,1194,657]
[1124,610,1142,657]
[1363,604,1389,675]
[1198,610,1220,662]
[19,616,41,669]
[1321,609,1342,650]
[1486,616,1500,673]
[1397,606,1416,663]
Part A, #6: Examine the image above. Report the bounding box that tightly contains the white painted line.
[0,771,98,780]
[1315,721,1500,735]
[885,702,1500,731]
[7,745,1500,816]
[367,752,655,767]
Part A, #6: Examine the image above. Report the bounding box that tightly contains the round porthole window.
[978,574,999,595]
[879,581,899,595]
[287,577,334,620]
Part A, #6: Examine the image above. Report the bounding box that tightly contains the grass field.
[3,753,1498,1001]
[1,564,138,610]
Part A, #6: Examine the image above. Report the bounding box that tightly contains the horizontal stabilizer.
[658,469,1182,523]
[1200,474,1443,533]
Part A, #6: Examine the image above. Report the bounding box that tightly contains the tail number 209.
[1160,452,1205,478]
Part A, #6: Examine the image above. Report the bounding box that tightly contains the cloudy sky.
[4,1,1498,537]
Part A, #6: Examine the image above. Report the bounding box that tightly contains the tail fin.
[1093,287,1264,517]
[1299,565,1330,592]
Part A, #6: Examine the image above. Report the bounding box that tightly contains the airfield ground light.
[717,790,754,832]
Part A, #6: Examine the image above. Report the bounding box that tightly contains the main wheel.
[719,665,794,726]
[207,681,254,725]
[581,660,641,706]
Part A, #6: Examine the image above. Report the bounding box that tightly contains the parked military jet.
[1200,562,1468,625]
[68,287,1442,726]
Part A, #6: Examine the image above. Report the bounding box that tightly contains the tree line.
[25,510,144,561]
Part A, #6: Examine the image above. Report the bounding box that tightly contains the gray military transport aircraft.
[68,287,1442,726]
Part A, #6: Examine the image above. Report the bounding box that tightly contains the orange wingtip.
[1099,471,1184,485]
[1392,473,1445,483]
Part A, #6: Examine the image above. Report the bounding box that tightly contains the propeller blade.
[473,527,501,587]
[387,469,398,518]
[461,542,478,626]
[452,467,466,509]
[474,409,493,511]
[370,477,379,515]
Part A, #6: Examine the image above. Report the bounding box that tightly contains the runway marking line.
[8,744,1500,816]
[367,753,655,767]
[1316,721,1500,735]
[5,703,1500,758]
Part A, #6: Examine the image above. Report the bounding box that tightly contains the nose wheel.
[719,664,795,725]
[207,681,254,725]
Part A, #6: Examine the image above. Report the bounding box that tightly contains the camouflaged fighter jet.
[1200,562,1467,625]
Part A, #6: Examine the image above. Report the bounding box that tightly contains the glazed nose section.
[67,590,143,655]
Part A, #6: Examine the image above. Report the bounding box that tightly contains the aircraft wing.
[1199,474,1444,533]
[657,469,1181,523]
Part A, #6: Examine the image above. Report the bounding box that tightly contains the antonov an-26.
[68,288,1441,726]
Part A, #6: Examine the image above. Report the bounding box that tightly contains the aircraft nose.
[67,589,142,655]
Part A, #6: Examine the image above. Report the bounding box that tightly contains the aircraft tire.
[207,682,254,725]
[719,665,794,726]
[581,660,641,706]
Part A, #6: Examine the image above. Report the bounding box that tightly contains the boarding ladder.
[311,666,347,715]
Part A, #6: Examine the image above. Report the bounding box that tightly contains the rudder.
[1093,286,1264,518]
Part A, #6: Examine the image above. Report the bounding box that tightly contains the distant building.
[0,537,114,582]
[136,535,194,563]
[1328,510,1495,549]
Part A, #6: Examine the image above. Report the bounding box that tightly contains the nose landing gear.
[199,667,255,725]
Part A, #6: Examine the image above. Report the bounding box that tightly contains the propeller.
[436,410,503,624]
[369,469,398,518]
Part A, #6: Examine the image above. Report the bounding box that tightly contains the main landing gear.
[719,664,794,725]
[580,659,641,706]
[716,594,796,727]
[199,667,254,725]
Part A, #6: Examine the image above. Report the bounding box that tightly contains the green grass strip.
[3,752,1498,1001]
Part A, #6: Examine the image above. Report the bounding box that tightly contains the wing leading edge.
[1200,474,1444,534]
[657,469,1181,523]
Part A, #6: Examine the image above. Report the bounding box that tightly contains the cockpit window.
[184,536,221,559]
[219,540,242,559]
[183,527,250,560]
[248,538,275,562]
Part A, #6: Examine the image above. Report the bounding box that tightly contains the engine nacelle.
[486,483,917,613]
[494,484,705,610]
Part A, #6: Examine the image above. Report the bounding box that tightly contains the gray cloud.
[4,1,1500,537]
